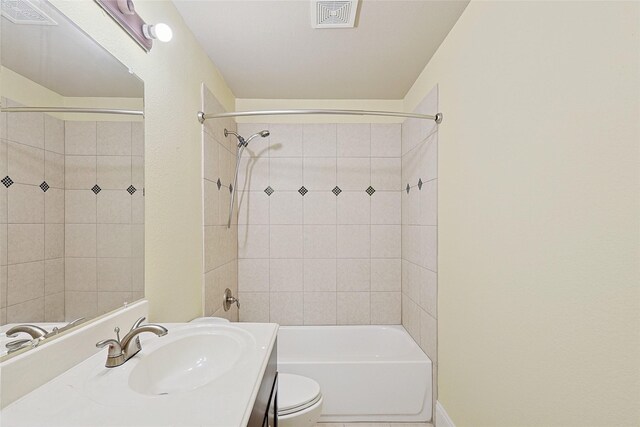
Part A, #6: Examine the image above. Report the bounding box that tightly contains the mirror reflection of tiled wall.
[0,98,144,324]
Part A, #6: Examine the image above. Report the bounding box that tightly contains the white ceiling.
[1,0,143,98]
[174,0,469,100]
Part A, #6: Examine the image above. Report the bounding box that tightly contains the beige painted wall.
[404,1,640,425]
[45,0,235,322]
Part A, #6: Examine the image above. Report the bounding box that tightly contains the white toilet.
[277,373,323,427]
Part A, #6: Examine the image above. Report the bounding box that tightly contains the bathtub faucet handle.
[223,288,240,311]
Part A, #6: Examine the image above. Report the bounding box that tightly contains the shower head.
[224,128,269,147]
[245,130,270,144]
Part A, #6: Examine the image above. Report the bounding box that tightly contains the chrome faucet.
[96,317,168,368]
[4,318,86,353]
[6,324,48,340]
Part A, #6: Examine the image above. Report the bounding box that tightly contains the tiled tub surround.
[63,120,144,320]
[0,98,144,324]
[0,102,66,324]
[236,123,403,325]
[401,86,439,407]
[202,85,239,321]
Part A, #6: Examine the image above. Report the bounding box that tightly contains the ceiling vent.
[1,0,57,25]
[311,0,358,29]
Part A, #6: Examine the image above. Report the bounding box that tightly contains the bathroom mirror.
[0,0,144,358]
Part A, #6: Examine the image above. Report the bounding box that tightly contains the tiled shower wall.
[63,120,144,321]
[236,123,402,325]
[202,85,239,321]
[401,86,438,404]
[0,97,144,324]
[0,101,66,323]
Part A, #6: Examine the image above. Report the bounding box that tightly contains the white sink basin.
[128,329,249,395]
[84,323,256,405]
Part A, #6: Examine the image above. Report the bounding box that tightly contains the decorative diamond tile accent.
[40,181,49,192]
[298,186,308,196]
[406,183,411,194]
[366,186,375,196]
[1,176,13,188]
[264,186,274,196]
[91,185,101,194]
[229,184,233,193]
[418,178,423,190]
[216,178,222,190]
[127,185,137,195]
[332,186,342,196]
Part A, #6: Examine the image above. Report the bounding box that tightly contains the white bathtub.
[277,325,432,423]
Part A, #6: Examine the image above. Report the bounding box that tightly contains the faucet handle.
[96,339,125,368]
[223,288,240,311]
[130,317,146,331]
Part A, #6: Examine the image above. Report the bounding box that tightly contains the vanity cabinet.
[248,339,278,427]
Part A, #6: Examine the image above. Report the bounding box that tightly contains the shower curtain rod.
[0,107,144,116]
[197,109,443,123]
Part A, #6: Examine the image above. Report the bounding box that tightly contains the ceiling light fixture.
[142,23,172,42]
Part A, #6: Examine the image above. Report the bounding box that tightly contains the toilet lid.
[278,373,322,414]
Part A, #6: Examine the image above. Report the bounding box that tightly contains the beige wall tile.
[337,123,371,158]
[65,257,97,291]
[65,190,96,223]
[45,151,65,189]
[270,225,303,259]
[97,224,131,258]
[303,124,336,157]
[371,123,401,158]
[238,224,269,259]
[269,292,303,325]
[337,259,370,292]
[97,291,131,315]
[65,224,96,257]
[371,158,401,191]
[420,310,437,363]
[8,184,44,224]
[65,291,97,321]
[97,258,131,292]
[0,225,6,266]
[45,188,65,224]
[7,111,44,149]
[8,260,44,305]
[97,190,131,224]
[65,155,96,190]
[44,115,64,154]
[97,156,131,190]
[370,292,401,324]
[337,158,370,191]
[337,225,370,258]
[44,292,65,322]
[267,124,302,158]
[97,122,131,155]
[44,258,64,295]
[131,191,144,224]
[45,224,64,259]
[131,257,144,292]
[337,291,370,325]
[303,291,337,325]
[131,122,144,156]
[0,265,6,307]
[237,292,269,322]
[8,224,44,264]
[303,225,337,259]
[303,259,336,292]
[131,156,144,189]
[371,225,401,258]
[302,158,336,190]
[7,297,44,323]
[371,192,401,225]
[371,259,401,291]
[270,259,303,291]
[238,259,269,292]
[337,192,370,225]
[8,142,44,185]
[303,191,337,225]
[65,121,96,155]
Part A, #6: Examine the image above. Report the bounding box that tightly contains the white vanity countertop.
[1,322,278,427]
